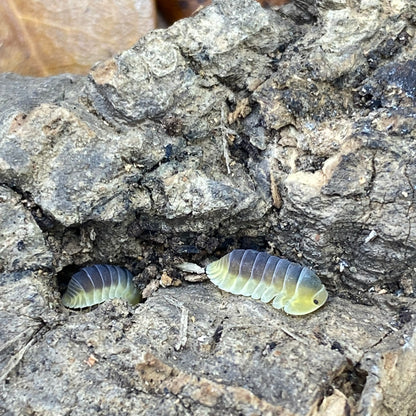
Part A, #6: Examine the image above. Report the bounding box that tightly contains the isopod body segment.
[62,264,141,309]
[205,249,328,315]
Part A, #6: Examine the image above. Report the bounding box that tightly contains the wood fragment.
[364,230,378,244]
[162,296,189,351]
[270,170,282,208]
[280,327,308,345]
[175,307,189,351]
[0,327,38,355]
[222,136,232,174]
[142,279,160,298]
[176,262,205,275]
[307,389,350,416]
[0,337,36,383]
[228,98,251,124]
[84,354,98,367]
[183,273,208,283]
[136,352,295,415]
[160,271,174,287]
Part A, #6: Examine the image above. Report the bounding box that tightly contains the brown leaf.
[0,0,156,76]
[156,0,292,24]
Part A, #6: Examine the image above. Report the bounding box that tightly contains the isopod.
[205,249,328,315]
[62,264,141,309]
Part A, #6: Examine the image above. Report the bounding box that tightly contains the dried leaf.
[0,0,156,76]
[156,0,292,24]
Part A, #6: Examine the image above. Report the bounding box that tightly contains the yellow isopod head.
[283,269,328,315]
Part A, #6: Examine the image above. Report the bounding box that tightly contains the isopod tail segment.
[205,249,328,315]
[62,264,141,309]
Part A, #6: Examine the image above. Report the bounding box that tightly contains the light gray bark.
[0,0,415,415]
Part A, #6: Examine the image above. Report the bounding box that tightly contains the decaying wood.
[0,0,415,414]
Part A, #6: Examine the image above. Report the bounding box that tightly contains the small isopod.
[205,249,328,315]
[62,265,141,309]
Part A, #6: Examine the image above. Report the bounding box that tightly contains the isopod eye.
[313,299,319,305]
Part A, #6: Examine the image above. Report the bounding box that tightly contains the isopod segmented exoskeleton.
[62,264,141,309]
[205,249,328,315]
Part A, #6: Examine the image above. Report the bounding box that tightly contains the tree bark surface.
[0,0,415,415]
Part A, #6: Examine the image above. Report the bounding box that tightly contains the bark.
[0,0,415,415]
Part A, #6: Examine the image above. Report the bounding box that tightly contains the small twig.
[162,295,184,309]
[0,321,46,384]
[270,168,282,209]
[219,105,237,174]
[280,327,308,345]
[162,296,189,351]
[0,337,36,383]
[175,307,189,351]
[0,326,37,355]
[222,135,232,174]
[364,229,378,244]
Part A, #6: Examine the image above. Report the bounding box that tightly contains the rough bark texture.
[0,0,415,415]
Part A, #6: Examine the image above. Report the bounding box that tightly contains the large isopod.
[62,265,141,309]
[205,249,328,315]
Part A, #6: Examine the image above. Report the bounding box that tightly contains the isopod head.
[281,268,328,315]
